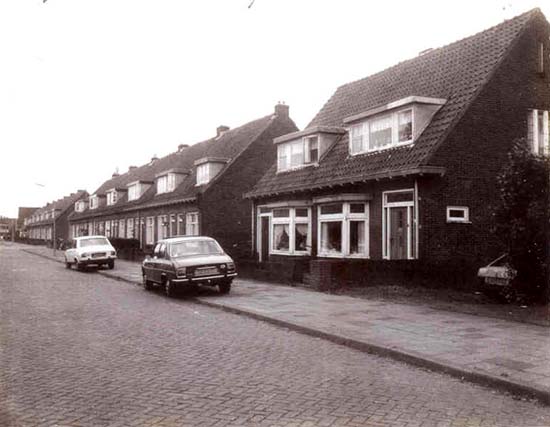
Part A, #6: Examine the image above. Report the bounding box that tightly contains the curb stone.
[21,247,550,406]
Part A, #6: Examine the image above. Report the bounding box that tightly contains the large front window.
[349,108,413,155]
[318,202,368,258]
[270,207,311,255]
[382,189,416,260]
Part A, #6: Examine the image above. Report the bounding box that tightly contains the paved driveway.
[1,244,550,426]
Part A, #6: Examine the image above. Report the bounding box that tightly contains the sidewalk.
[18,243,550,405]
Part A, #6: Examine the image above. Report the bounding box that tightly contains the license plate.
[485,277,509,286]
[92,253,106,258]
[194,267,218,277]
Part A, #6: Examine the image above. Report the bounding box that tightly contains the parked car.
[142,236,237,297]
[64,236,117,270]
[477,254,517,301]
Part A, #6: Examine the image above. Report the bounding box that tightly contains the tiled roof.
[247,9,540,198]
[70,111,281,220]
[28,191,88,226]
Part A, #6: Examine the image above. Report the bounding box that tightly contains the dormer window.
[345,96,445,156]
[75,201,86,212]
[106,190,117,206]
[196,164,210,185]
[128,183,140,201]
[277,135,320,172]
[194,158,228,186]
[157,173,176,194]
[349,108,413,155]
[89,195,98,210]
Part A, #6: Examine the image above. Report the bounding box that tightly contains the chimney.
[178,143,189,152]
[112,171,120,178]
[274,102,289,118]
[150,155,159,163]
[128,165,137,171]
[216,125,230,137]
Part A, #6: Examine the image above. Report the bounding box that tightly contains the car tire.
[218,281,231,294]
[76,261,84,271]
[165,279,177,298]
[108,260,115,270]
[143,274,153,291]
[65,259,71,269]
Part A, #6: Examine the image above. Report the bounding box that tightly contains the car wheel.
[76,260,84,271]
[165,279,177,298]
[108,260,115,270]
[143,274,153,291]
[218,281,231,294]
[65,258,71,269]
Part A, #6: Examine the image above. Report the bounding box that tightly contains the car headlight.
[110,251,116,256]
[176,267,187,277]
[81,253,89,258]
[227,262,235,270]
[219,263,226,270]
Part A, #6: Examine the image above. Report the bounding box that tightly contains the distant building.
[25,191,88,245]
[0,217,15,240]
[17,207,38,238]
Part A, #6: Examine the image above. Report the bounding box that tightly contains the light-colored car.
[142,236,237,297]
[64,236,117,270]
[477,254,516,287]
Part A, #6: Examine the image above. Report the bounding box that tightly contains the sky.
[1,0,549,218]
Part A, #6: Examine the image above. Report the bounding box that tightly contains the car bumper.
[79,256,116,265]
[171,272,237,284]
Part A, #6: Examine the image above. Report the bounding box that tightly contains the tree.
[492,139,549,303]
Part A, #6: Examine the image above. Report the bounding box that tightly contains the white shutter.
[543,110,549,156]
[532,109,539,154]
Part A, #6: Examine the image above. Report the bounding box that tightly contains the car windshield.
[169,240,223,257]
[79,237,110,247]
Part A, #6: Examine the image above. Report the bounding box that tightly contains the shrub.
[492,140,549,303]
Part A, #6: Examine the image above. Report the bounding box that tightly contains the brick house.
[246,10,550,288]
[68,104,297,259]
[17,207,38,238]
[24,191,88,245]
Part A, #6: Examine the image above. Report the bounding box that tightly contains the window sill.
[318,252,369,259]
[446,220,472,224]
[270,251,311,256]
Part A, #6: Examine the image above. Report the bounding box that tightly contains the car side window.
[158,243,167,259]
[153,243,161,258]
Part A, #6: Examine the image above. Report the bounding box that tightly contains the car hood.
[77,245,115,254]
[172,254,233,268]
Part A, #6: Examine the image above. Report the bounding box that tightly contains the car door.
[145,243,162,283]
[156,243,172,281]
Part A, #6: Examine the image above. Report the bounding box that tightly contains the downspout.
[250,199,256,259]
[414,179,419,259]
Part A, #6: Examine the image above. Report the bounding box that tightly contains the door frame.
[382,188,416,260]
[257,211,271,262]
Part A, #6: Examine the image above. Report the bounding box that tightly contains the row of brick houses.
[24,9,549,289]
[245,9,550,287]
[67,104,297,260]
[24,191,88,244]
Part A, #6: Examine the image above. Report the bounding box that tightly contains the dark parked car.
[142,236,237,297]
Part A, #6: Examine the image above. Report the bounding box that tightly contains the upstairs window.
[106,191,117,206]
[528,109,549,156]
[277,135,320,172]
[128,183,140,201]
[349,108,413,155]
[75,201,86,212]
[89,196,98,210]
[196,164,210,185]
[157,173,177,194]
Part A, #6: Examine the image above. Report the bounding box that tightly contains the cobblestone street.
[1,244,550,427]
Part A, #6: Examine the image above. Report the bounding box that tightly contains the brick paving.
[4,242,550,426]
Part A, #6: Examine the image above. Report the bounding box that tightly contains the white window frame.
[89,196,98,210]
[349,107,414,156]
[118,219,125,237]
[157,215,168,240]
[157,175,168,194]
[169,214,177,237]
[105,220,112,238]
[277,136,320,173]
[106,190,117,206]
[529,109,549,156]
[317,202,369,259]
[127,218,135,239]
[382,189,416,260]
[446,206,470,223]
[146,217,155,245]
[177,213,185,235]
[128,183,140,201]
[196,164,210,185]
[270,207,311,256]
[185,212,199,236]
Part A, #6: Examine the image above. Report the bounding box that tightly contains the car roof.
[158,235,216,244]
